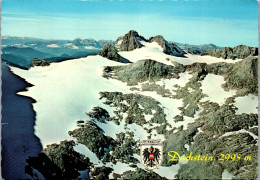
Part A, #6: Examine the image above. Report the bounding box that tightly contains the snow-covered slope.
[200,74,237,105]
[11,56,131,147]
[119,40,242,66]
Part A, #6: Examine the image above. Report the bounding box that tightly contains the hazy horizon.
[1,33,258,48]
[2,0,258,47]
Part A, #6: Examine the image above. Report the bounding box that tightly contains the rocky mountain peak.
[149,35,185,57]
[128,30,140,37]
[119,30,147,52]
[116,30,185,57]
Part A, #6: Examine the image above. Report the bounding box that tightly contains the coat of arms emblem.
[140,139,163,170]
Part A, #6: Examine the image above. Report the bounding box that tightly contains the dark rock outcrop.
[103,59,185,85]
[31,58,50,67]
[122,168,167,180]
[175,101,258,180]
[221,56,258,95]
[205,56,258,95]
[99,44,120,61]
[201,45,258,59]
[68,121,115,159]
[99,91,167,125]
[184,56,258,95]
[232,45,258,58]
[86,106,110,123]
[119,30,147,51]
[99,43,130,63]
[90,166,113,180]
[25,140,91,179]
[149,35,185,57]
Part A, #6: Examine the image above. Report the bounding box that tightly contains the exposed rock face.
[31,58,50,67]
[121,168,167,179]
[99,43,130,63]
[149,35,185,56]
[174,101,258,180]
[201,45,258,59]
[99,91,167,126]
[90,166,113,180]
[86,106,110,123]
[183,56,258,95]
[68,121,115,159]
[103,59,185,85]
[114,36,123,50]
[119,30,147,51]
[25,140,91,179]
[116,30,186,57]
[185,49,201,54]
[98,44,119,61]
[205,56,258,95]
[171,43,186,56]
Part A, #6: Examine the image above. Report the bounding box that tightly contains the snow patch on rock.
[200,74,237,105]
[234,94,258,114]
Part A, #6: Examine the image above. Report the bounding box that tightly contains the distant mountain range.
[2,36,113,56]
[173,42,222,54]
[1,35,257,69]
[2,36,222,57]
[1,36,114,68]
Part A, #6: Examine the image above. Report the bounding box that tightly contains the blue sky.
[2,0,259,47]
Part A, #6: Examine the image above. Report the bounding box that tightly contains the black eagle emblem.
[142,146,161,168]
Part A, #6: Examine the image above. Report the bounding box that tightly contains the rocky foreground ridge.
[23,30,258,179]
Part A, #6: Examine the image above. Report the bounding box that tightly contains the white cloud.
[84,46,98,50]
[64,43,79,49]
[47,44,60,48]
[72,45,79,49]
[64,43,73,46]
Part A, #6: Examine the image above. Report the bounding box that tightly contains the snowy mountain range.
[2,36,113,51]
[3,34,255,69]
[1,36,114,68]
[7,30,258,179]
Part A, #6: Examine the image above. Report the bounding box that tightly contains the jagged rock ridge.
[119,30,147,51]
[201,45,258,59]
[149,35,186,57]
[114,30,185,57]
